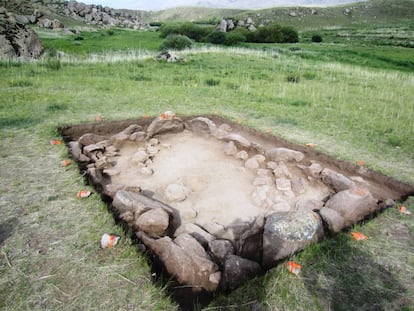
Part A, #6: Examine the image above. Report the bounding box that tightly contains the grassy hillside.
[231,0,414,31]
[148,6,244,23]
[148,0,414,30]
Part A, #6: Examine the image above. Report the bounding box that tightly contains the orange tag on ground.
[62,159,71,167]
[305,143,317,148]
[356,160,365,166]
[399,206,411,215]
[101,233,120,249]
[77,190,91,199]
[95,116,104,122]
[351,232,368,241]
[50,140,62,145]
[286,261,301,275]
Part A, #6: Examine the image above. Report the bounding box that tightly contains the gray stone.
[223,255,261,290]
[321,168,356,192]
[272,161,292,178]
[208,239,235,267]
[164,183,189,202]
[225,133,251,149]
[265,148,304,162]
[320,187,378,233]
[103,184,141,197]
[291,177,308,194]
[304,162,323,178]
[131,150,148,164]
[135,208,170,237]
[224,141,238,156]
[245,157,260,170]
[78,133,108,146]
[0,15,43,58]
[294,199,323,212]
[146,115,184,138]
[112,190,173,216]
[263,211,323,268]
[178,223,215,247]
[138,233,219,292]
[185,117,217,135]
[276,178,292,192]
[236,150,249,161]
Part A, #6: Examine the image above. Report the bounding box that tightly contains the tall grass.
[1,29,413,310]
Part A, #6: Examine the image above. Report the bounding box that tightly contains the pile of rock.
[0,8,43,59]
[2,0,148,30]
[65,113,392,293]
[56,1,148,29]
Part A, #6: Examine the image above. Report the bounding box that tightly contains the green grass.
[39,28,163,56]
[1,26,413,310]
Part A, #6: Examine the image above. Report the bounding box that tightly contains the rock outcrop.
[2,0,148,30]
[0,8,43,59]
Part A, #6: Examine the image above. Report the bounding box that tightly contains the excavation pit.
[59,113,413,307]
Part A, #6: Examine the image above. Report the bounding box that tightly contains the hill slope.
[150,0,414,29]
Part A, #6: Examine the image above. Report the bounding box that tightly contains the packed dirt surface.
[59,114,414,295]
[111,131,331,227]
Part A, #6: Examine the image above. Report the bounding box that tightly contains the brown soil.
[59,115,414,205]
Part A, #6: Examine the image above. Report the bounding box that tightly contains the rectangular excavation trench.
[59,114,414,309]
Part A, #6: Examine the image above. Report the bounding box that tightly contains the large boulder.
[263,211,323,268]
[223,255,261,290]
[0,10,43,58]
[321,168,356,192]
[185,117,217,136]
[265,147,304,162]
[146,113,184,138]
[112,190,173,216]
[134,208,170,237]
[319,187,378,233]
[208,239,235,267]
[138,232,220,292]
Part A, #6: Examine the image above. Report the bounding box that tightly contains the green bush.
[205,31,227,45]
[225,32,246,46]
[282,26,299,43]
[205,78,220,86]
[312,34,323,43]
[159,34,193,51]
[245,24,299,43]
[159,22,212,42]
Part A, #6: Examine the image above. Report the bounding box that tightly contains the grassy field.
[1,25,413,310]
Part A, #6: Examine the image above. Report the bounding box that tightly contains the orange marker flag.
[50,139,62,145]
[399,206,411,215]
[62,159,71,167]
[77,190,92,199]
[356,160,365,167]
[305,143,317,148]
[351,232,368,241]
[286,261,301,275]
[101,233,120,249]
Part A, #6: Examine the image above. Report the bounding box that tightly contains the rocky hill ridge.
[1,0,149,29]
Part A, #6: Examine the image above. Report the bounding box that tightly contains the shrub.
[281,26,299,43]
[205,78,220,86]
[312,34,323,43]
[285,74,300,83]
[159,34,192,51]
[225,32,246,46]
[245,23,299,43]
[74,35,84,41]
[159,22,212,42]
[205,31,227,45]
